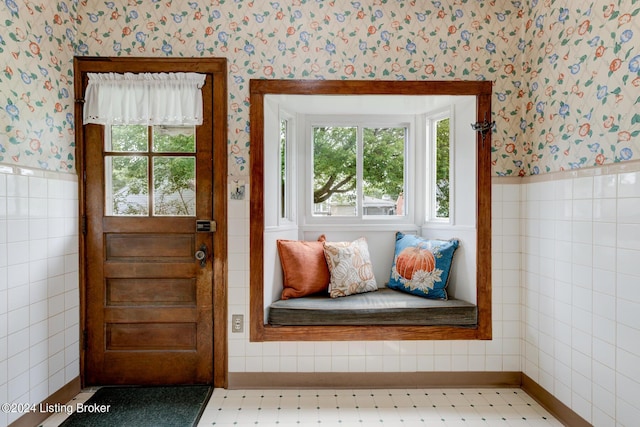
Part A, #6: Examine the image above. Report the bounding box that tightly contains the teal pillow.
[388,232,459,299]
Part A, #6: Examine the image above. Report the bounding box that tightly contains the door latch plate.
[196,220,216,232]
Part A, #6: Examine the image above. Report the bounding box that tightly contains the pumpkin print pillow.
[323,237,378,298]
[387,232,459,300]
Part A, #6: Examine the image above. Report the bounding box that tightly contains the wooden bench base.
[268,288,477,327]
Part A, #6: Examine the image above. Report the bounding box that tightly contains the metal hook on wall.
[471,113,495,148]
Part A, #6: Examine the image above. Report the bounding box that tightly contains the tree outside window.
[312,125,406,217]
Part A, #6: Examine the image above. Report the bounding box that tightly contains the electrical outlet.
[232,314,243,333]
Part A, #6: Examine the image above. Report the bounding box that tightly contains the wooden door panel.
[105,233,195,261]
[106,323,197,350]
[103,263,196,278]
[106,278,197,306]
[99,353,203,384]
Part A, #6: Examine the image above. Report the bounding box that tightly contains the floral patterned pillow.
[387,232,459,300]
[323,237,378,298]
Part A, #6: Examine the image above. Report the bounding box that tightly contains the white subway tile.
[6,175,28,198]
[593,317,617,348]
[593,268,616,296]
[7,328,29,357]
[593,245,616,272]
[7,284,29,311]
[593,199,617,222]
[617,373,640,411]
[618,299,640,330]
[572,199,593,220]
[7,370,29,402]
[555,179,573,201]
[29,321,48,349]
[618,171,640,198]
[571,369,592,402]
[618,198,640,223]
[618,273,640,303]
[572,242,592,266]
[573,176,593,199]
[617,348,640,388]
[618,223,640,250]
[617,397,640,427]
[7,306,29,335]
[6,197,28,218]
[618,324,640,356]
[617,248,640,276]
[594,174,617,199]
[7,350,29,380]
[29,197,47,218]
[593,362,616,400]
[593,221,616,247]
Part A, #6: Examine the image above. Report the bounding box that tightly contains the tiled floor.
[41,388,563,427]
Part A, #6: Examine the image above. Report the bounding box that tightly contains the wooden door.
[75,58,227,386]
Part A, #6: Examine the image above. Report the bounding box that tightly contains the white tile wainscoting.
[0,165,79,427]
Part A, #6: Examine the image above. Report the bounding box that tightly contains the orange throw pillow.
[277,235,329,299]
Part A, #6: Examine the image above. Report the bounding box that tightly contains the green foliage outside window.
[312,126,405,215]
[107,125,196,216]
[435,118,450,218]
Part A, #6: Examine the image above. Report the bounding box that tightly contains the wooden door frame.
[73,57,228,388]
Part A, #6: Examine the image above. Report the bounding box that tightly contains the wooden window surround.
[250,80,493,341]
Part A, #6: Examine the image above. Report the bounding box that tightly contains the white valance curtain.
[83,72,206,126]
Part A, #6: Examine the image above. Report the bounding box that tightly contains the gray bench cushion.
[268,288,477,327]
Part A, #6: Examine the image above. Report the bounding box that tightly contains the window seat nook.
[268,287,477,327]
[250,79,493,342]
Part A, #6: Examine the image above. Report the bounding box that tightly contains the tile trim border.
[492,158,640,185]
[0,162,78,181]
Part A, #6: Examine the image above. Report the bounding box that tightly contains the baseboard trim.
[521,374,591,427]
[8,376,81,427]
[228,371,522,389]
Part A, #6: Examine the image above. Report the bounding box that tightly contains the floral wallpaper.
[522,0,640,175]
[0,0,78,171]
[0,0,638,176]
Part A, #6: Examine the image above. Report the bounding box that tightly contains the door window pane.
[107,125,148,152]
[105,156,149,216]
[363,127,406,216]
[312,126,357,216]
[153,157,196,216]
[152,126,195,153]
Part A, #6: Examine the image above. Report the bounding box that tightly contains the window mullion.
[148,126,154,217]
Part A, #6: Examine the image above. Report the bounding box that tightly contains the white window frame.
[278,110,297,227]
[300,114,417,227]
[425,107,455,225]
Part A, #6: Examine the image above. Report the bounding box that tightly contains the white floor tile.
[39,387,563,426]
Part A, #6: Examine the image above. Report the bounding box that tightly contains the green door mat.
[59,385,212,427]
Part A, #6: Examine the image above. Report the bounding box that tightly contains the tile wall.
[227,167,640,427]
[0,167,79,426]
[521,163,640,426]
[227,182,523,374]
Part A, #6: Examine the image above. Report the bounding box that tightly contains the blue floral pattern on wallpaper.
[0,0,638,176]
[0,0,78,171]
[523,0,640,175]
